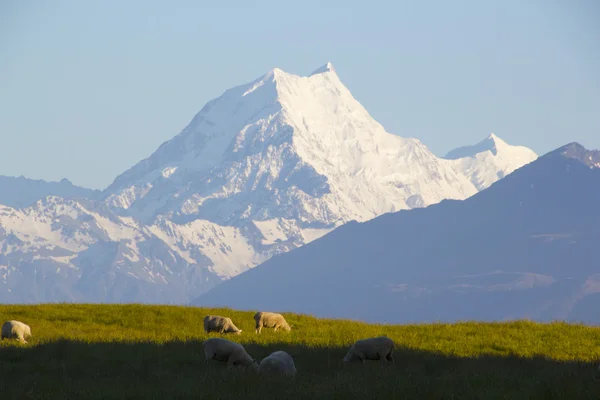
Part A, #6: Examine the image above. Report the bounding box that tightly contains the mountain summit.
[556,142,600,168]
[310,62,336,76]
[103,64,526,228]
[445,133,535,160]
[444,133,538,190]
[1,63,537,303]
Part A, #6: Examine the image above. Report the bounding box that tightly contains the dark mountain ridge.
[195,143,600,324]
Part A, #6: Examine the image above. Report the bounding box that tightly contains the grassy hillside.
[0,304,599,399]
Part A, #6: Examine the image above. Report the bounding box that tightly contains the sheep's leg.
[387,349,394,363]
[227,357,237,369]
[274,326,279,332]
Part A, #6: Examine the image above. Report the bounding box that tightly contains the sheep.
[203,315,242,335]
[259,351,297,377]
[254,312,292,334]
[343,336,394,364]
[203,337,258,370]
[1,320,32,343]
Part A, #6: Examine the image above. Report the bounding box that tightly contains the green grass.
[0,304,599,399]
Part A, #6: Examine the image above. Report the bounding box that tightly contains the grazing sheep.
[343,336,394,364]
[259,351,297,377]
[203,337,258,370]
[1,320,32,343]
[203,315,242,335]
[254,312,292,334]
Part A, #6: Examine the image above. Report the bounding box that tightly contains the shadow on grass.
[0,339,598,400]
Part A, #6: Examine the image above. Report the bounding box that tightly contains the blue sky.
[1,0,598,189]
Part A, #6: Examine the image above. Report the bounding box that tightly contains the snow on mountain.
[195,143,600,325]
[0,63,537,303]
[0,175,100,209]
[0,196,228,303]
[444,133,538,190]
[103,62,485,227]
[101,63,536,278]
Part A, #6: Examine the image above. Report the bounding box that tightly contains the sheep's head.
[236,330,243,335]
[343,351,354,363]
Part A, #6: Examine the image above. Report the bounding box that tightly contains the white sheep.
[203,337,258,370]
[254,312,292,334]
[343,336,395,364]
[259,351,297,377]
[1,320,32,343]
[203,315,242,335]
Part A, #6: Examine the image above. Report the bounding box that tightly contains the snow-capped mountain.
[0,63,537,303]
[0,175,100,209]
[445,133,538,190]
[0,196,236,302]
[104,62,481,226]
[195,143,600,325]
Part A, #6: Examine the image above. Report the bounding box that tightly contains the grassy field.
[0,304,599,399]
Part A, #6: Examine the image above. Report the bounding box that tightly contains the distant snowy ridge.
[0,62,537,303]
[0,197,247,302]
[444,133,538,190]
[0,175,99,209]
